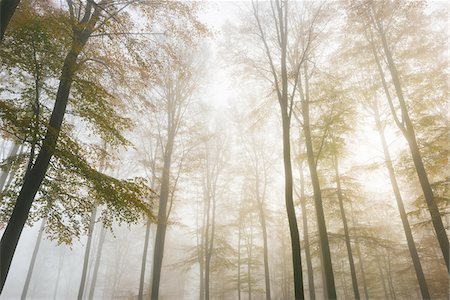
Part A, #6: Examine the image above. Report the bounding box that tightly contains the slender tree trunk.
[237,223,242,300]
[0,143,20,191]
[150,133,174,300]
[373,103,430,299]
[376,254,390,300]
[301,94,336,299]
[0,0,20,41]
[349,204,369,300]
[20,218,45,300]
[138,220,151,300]
[384,250,396,300]
[53,248,65,300]
[77,207,97,300]
[205,191,216,300]
[299,163,315,300]
[333,155,360,300]
[87,224,107,300]
[0,24,95,292]
[372,22,449,272]
[247,224,253,300]
[255,173,271,300]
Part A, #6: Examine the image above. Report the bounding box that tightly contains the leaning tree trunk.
[21,217,46,300]
[372,21,449,273]
[373,103,430,299]
[333,154,360,300]
[77,207,97,300]
[87,224,107,300]
[299,162,316,300]
[0,25,95,293]
[301,94,336,299]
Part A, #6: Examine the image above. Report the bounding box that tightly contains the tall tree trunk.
[299,163,315,300]
[301,85,336,299]
[372,21,449,272]
[150,133,175,300]
[383,250,396,300]
[138,221,151,300]
[373,103,430,299]
[0,143,20,191]
[333,155,360,300]
[204,189,216,300]
[0,0,20,41]
[255,171,271,300]
[281,103,304,300]
[0,26,94,292]
[53,248,65,300]
[20,218,45,300]
[349,203,369,300]
[237,222,242,300]
[87,224,107,300]
[247,224,253,300]
[77,206,97,300]
[376,253,390,300]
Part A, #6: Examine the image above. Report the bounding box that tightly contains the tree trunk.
[20,218,45,300]
[150,133,175,300]
[301,96,336,299]
[0,28,92,293]
[138,221,152,300]
[237,222,241,300]
[255,172,271,300]
[87,224,107,300]
[349,203,369,300]
[373,103,430,299]
[333,155,360,300]
[53,248,65,300]
[299,164,316,300]
[77,207,97,300]
[373,21,449,272]
[376,253,390,300]
[0,0,20,41]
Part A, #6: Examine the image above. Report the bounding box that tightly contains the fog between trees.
[0,0,448,299]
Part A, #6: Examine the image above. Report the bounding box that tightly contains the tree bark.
[0,27,93,293]
[0,0,20,41]
[20,218,45,300]
[255,167,271,300]
[301,88,336,299]
[87,224,107,300]
[77,207,97,300]
[333,155,360,300]
[299,163,315,300]
[373,103,430,299]
[138,220,152,300]
[150,132,175,300]
[372,20,449,272]
[349,203,369,300]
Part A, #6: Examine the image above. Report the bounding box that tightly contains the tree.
[150,49,202,300]
[350,0,449,272]
[249,1,308,297]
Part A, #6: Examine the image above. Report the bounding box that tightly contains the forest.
[0,0,448,299]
